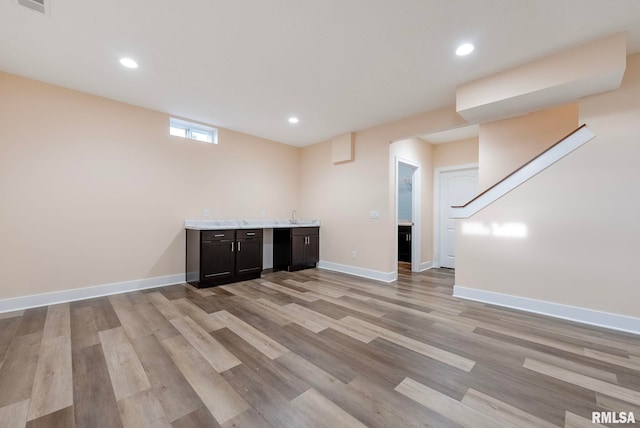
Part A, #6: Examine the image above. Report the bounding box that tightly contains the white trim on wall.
[0,262,401,313]
[433,163,479,267]
[0,274,186,313]
[318,261,397,283]
[454,285,640,335]
[419,261,434,272]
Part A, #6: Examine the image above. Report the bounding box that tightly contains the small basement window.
[170,118,218,144]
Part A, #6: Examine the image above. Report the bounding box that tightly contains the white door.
[439,168,478,268]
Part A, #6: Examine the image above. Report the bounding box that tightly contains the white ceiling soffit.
[421,124,479,145]
[16,0,48,15]
[1,1,640,146]
[456,33,627,124]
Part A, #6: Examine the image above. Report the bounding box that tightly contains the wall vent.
[17,0,48,14]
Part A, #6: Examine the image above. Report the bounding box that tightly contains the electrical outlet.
[203,209,210,217]
[370,211,379,219]
[261,210,267,218]
[351,251,357,259]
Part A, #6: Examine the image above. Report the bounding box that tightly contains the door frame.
[395,156,421,272]
[433,163,478,268]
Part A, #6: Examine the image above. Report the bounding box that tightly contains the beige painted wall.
[478,103,578,191]
[390,138,434,265]
[299,107,468,276]
[456,53,640,318]
[0,72,300,300]
[433,137,479,169]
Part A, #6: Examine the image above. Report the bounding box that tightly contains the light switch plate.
[370,211,379,219]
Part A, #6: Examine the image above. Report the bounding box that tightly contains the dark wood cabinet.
[305,233,320,265]
[186,228,263,288]
[398,225,412,262]
[290,233,306,266]
[235,230,263,275]
[273,227,319,272]
[198,230,235,283]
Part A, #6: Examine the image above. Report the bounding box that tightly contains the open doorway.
[395,157,421,272]
[390,125,478,279]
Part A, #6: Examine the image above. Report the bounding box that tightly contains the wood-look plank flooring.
[1,266,639,427]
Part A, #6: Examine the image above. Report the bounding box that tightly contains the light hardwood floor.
[0,267,639,427]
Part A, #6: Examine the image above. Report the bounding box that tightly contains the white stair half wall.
[451,125,595,219]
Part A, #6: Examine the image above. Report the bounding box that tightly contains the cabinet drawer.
[292,227,319,236]
[202,230,235,242]
[236,229,263,239]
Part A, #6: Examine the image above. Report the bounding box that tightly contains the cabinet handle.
[246,232,255,236]
[231,242,234,252]
[408,234,411,241]
[237,241,241,252]
[214,234,225,237]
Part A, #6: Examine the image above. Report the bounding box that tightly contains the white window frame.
[170,118,218,144]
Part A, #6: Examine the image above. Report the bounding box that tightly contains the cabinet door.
[236,238,263,274]
[306,234,319,264]
[201,240,235,281]
[291,235,306,266]
[398,232,410,262]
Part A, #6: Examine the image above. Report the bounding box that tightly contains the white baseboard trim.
[318,261,397,283]
[419,261,434,272]
[0,273,186,313]
[454,286,640,335]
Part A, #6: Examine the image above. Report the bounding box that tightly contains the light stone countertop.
[185,219,321,230]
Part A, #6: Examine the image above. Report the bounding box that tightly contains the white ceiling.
[1,1,640,147]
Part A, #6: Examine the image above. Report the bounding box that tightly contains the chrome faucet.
[291,209,297,224]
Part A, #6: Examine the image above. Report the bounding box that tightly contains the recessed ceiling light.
[456,43,474,56]
[288,117,299,124]
[119,58,138,69]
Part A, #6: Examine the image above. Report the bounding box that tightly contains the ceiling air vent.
[17,0,48,14]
